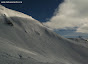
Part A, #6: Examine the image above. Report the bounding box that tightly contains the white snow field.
[0,5,88,64]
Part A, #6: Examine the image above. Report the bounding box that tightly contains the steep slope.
[0,5,88,64]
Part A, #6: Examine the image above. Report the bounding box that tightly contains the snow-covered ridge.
[0,5,43,27]
[0,5,5,8]
[0,5,88,64]
[0,5,34,20]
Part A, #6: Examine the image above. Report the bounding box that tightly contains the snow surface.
[0,5,88,64]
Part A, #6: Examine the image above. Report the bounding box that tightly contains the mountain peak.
[0,5,35,21]
[0,5,5,9]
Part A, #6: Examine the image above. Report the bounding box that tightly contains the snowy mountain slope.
[0,5,88,64]
[68,38,88,48]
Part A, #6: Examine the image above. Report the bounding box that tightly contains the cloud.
[43,0,88,33]
[77,23,88,33]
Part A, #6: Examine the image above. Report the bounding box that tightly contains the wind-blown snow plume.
[43,0,88,33]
